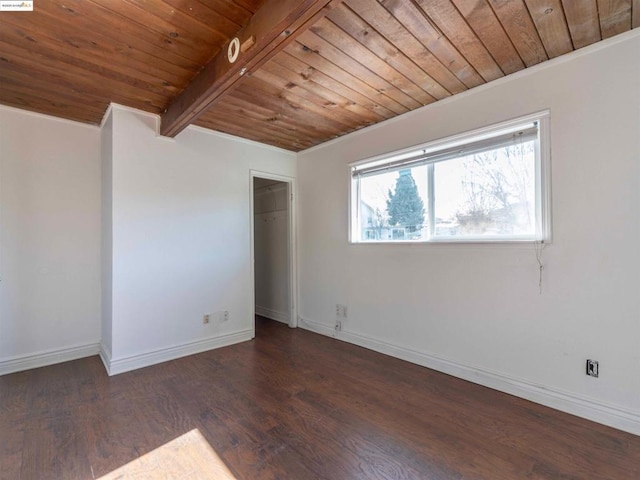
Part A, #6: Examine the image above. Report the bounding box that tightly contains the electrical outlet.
[203,314,210,325]
[335,304,348,318]
[222,310,229,322]
[335,320,342,332]
[586,359,599,378]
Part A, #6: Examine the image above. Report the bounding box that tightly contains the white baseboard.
[255,305,290,325]
[99,343,112,375]
[298,316,336,337]
[0,343,100,376]
[298,317,640,436]
[101,329,254,376]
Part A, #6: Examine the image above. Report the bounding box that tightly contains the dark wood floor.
[1,317,639,479]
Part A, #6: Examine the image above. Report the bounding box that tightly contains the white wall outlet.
[203,314,211,325]
[336,304,348,318]
[335,319,342,332]
[222,310,229,322]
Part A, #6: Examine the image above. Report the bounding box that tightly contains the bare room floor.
[1,316,638,479]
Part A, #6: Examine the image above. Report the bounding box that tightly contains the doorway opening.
[250,171,297,337]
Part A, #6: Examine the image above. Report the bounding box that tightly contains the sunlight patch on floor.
[97,429,237,479]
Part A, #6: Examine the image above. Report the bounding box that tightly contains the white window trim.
[348,111,552,245]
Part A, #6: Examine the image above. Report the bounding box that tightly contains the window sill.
[349,238,551,248]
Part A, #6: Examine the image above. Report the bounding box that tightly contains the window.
[350,113,550,243]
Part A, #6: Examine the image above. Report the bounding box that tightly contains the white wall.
[297,31,640,433]
[254,181,290,323]
[101,111,113,358]
[103,106,296,372]
[0,106,102,372]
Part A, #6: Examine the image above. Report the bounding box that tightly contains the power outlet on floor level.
[586,359,599,378]
[221,310,229,322]
[203,314,211,325]
[335,319,342,332]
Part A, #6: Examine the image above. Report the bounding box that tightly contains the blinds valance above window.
[352,124,538,179]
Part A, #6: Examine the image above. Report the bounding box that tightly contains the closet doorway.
[250,172,297,334]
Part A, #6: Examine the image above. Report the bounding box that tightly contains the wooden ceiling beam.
[160,0,343,137]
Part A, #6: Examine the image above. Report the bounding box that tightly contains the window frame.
[348,111,552,245]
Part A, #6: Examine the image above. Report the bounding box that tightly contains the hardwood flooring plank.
[0,415,24,480]
[241,321,640,479]
[75,403,151,478]
[0,370,29,418]
[222,348,454,478]
[1,318,638,479]
[20,413,92,480]
[307,354,633,479]
[330,336,635,472]
[25,361,99,420]
[168,354,385,478]
[230,338,534,478]
[221,437,327,480]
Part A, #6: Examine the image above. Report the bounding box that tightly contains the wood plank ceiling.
[0,1,638,151]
